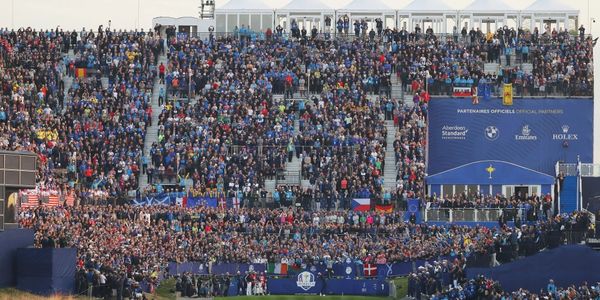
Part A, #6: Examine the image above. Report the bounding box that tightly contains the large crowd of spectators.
[390,25,594,98]
[0,27,163,203]
[2,22,597,298]
[18,205,593,294]
[409,258,600,300]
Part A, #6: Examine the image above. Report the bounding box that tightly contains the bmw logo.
[485,126,499,141]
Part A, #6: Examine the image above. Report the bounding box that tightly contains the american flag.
[21,193,39,208]
[65,194,76,206]
[232,197,240,209]
[47,194,60,207]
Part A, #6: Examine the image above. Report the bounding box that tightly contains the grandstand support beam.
[595,42,600,165]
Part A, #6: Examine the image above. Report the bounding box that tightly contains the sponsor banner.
[428,99,593,176]
[132,193,227,208]
[167,262,208,275]
[211,263,266,275]
[267,275,389,296]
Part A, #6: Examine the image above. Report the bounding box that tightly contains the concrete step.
[383,119,398,193]
[521,63,533,75]
[484,63,499,75]
[139,53,168,189]
[62,76,74,114]
[265,179,277,194]
[301,180,313,189]
[101,77,109,90]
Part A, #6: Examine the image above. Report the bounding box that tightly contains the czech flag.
[351,198,371,211]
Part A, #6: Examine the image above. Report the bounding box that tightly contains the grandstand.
[0,0,599,299]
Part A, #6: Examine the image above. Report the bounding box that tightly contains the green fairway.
[215,296,385,300]
[165,276,409,300]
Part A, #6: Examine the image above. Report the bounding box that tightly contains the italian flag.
[267,263,288,275]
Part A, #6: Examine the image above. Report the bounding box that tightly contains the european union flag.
[333,261,356,279]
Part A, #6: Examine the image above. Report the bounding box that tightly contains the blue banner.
[185,196,218,208]
[332,261,358,279]
[167,262,209,275]
[428,99,593,176]
[211,263,266,275]
[268,274,389,296]
[403,199,421,223]
[132,193,222,208]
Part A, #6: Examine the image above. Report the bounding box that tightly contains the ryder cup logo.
[485,126,499,141]
[296,271,316,291]
[552,125,578,141]
[515,124,537,141]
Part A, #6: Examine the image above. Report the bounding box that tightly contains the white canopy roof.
[463,0,517,12]
[216,0,274,12]
[339,0,394,12]
[279,0,334,12]
[525,0,577,13]
[402,0,454,12]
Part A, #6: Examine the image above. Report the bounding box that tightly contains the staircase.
[138,53,168,189]
[61,50,75,113]
[281,118,302,186]
[484,63,499,75]
[521,63,533,75]
[391,75,404,106]
[391,75,415,109]
[499,54,517,68]
[383,120,397,192]
[100,76,109,90]
[560,176,578,213]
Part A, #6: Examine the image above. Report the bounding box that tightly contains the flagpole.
[577,155,582,211]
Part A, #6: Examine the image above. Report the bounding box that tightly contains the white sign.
[515,124,538,141]
[441,125,469,140]
[296,271,316,291]
[552,125,578,140]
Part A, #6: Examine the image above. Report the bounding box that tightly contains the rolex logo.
[553,125,578,141]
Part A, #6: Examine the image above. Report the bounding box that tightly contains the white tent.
[279,0,333,12]
[215,0,275,33]
[402,0,454,12]
[463,0,516,12]
[216,0,273,12]
[400,0,457,34]
[525,0,577,13]
[460,0,519,33]
[276,0,335,32]
[522,0,579,32]
[336,0,396,30]
[340,0,394,12]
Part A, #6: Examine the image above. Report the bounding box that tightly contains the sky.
[0,0,598,35]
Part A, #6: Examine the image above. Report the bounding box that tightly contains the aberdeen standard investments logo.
[515,124,537,141]
[441,125,469,140]
[296,271,316,291]
[484,126,499,141]
[552,125,578,141]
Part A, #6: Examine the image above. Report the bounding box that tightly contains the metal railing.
[558,163,600,177]
[424,208,523,222]
[179,31,592,45]
[275,170,301,186]
[423,81,593,98]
